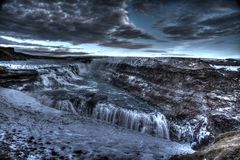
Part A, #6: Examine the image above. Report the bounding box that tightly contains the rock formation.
[170,131,240,160]
[0,66,38,87]
[0,47,30,60]
[91,57,240,148]
[0,46,93,63]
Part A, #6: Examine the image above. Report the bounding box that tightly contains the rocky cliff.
[91,57,240,149]
[0,46,93,63]
[0,66,38,87]
[0,47,30,60]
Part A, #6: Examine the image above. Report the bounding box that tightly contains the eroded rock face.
[170,131,240,160]
[91,57,240,148]
[0,66,38,87]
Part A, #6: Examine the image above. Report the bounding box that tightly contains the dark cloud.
[237,0,240,7]
[162,12,240,40]
[144,49,167,53]
[134,0,240,40]
[100,39,152,49]
[14,45,89,56]
[162,26,197,40]
[199,12,240,26]
[0,36,87,55]
[0,0,239,56]
[161,53,190,57]
[132,0,162,13]
[0,36,83,49]
[0,0,7,10]
[133,0,240,12]
[0,0,153,49]
[111,25,154,40]
[18,49,89,56]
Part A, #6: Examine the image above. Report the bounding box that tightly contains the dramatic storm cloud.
[0,0,239,58]
[150,0,240,40]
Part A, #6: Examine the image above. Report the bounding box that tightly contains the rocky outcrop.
[0,66,38,87]
[0,46,94,62]
[170,131,240,160]
[91,57,240,148]
[0,47,30,60]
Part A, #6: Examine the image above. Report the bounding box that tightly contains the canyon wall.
[91,57,240,149]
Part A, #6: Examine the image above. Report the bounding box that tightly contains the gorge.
[0,47,239,159]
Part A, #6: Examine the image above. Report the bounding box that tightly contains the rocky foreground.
[0,52,240,159]
[0,88,192,160]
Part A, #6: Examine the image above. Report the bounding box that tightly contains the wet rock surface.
[0,88,192,159]
[0,67,38,87]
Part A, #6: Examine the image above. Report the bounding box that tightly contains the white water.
[37,64,88,89]
[54,100,78,115]
[210,65,240,71]
[93,103,169,139]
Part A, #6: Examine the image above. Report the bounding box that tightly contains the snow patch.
[0,88,63,115]
[210,65,240,71]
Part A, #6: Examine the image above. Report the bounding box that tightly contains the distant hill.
[0,46,93,63]
[0,47,31,60]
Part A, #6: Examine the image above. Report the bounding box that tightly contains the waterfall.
[92,103,169,139]
[15,61,170,140]
[54,100,78,115]
[38,63,88,89]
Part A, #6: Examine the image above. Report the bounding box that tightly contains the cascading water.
[54,100,78,114]
[92,103,170,139]
[37,64,87,89]
[6,60,171,140]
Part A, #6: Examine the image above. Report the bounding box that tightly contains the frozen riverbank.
[0,88,193,159]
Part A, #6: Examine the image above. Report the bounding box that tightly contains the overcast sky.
[0,0,239,58]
